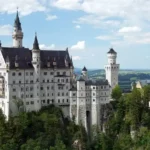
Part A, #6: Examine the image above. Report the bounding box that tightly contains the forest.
[1,85,150,149]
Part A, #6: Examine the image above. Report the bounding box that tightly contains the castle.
[0,11,119,131]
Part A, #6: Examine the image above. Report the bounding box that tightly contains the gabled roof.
[69,85,77,91]
[82,66,87,71]
[77,76,85,82]
[1,47,73,69]
[85,79,109,86]
[107,48,117,54]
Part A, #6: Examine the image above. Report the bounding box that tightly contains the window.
[30,80,33,83]
[26,87,28,91]
[12,96,16,99]
[21,87,24,91]
[47,79,49,83]
[30,94,33,98]
[31,101,34,104]
[66,86,68,89]
[30,87,33,91]
[43,80,45,83]
[26,80,28,83]
[58,99,60,103]
[93,87,95,89]
[19,81,21,84]
[93,99,95,102]
[12,72,15,76]
[51,79,53,82]
[67,99,69,102]
[50,72,54,75]
[63,72,66,75]
[44,72,47,75]
[18,72,22,76]
[66,93,68,96]
[47,99,50,104]
[58,92,60,96]
[41,87,43,90]
[21,94,24,98]
[52,99,54,103]
[93,93,95,96]
[52,93,53,96]
[13,81,15,84]
[26,102,29,105]
[47,86,49,90]
[73,93,76,96]
[30,72,33,76]
[62,93,64,96]
[13,88,16,92]
[42,100,45,103]
[57,72,60,75]
[66,79,68,82]
[47,93,49,96]
[58,79,60,82]
[26,72,28,76]
[62,99,64,103]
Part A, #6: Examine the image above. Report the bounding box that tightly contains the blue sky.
[1,0,150,69]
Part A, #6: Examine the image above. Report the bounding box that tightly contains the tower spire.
[12,8,23,48]
[33,32,39,50]
[14,8,22,30]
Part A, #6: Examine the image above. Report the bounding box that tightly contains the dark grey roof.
[82,66,87,71]
[14,10,22,30]
[77,76,85,81]
[69,85,77,91]
[33,34,39,50]
[85,79,109,86]
[1,47,73,69]
[107,48,116,54]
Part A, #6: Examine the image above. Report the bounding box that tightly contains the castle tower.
[81,66,88,80]
[32,33,41,111]
[12,9,23,48]
[76,77,87,131]
[105,48,119,89]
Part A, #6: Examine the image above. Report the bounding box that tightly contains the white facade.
[0,11,120,132]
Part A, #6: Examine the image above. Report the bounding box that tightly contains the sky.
[0,0,150,69]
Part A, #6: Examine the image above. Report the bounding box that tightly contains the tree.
[111,85,122,101]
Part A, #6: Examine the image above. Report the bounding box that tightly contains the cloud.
[71,41,85,50]
[95,35,115,40]
[72,56,81,60]
[39,44,55,49]
[46,14,58,21]
[0,24,12,36]
[118,26,141,33]
[92,54,95,57]
[0,0,46,16]
[75,25,81,29]
[51,0,81,10]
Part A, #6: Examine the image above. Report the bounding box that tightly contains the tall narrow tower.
[32,33,41,111]
[12,9,23,48]
[105,48,119,89]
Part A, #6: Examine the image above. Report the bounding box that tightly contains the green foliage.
[111,85,122,100]
[0,105,88,150]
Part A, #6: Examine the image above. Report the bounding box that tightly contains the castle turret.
[81,66,88,80]
[105,48,119,89]
[32,33,41,111]
[76,77,87,131]
[12,9,23,48]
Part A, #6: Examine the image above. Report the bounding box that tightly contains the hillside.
[74,68,150,92]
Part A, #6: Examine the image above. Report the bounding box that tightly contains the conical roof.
[33,33,39,50]
[14,10,22,30]
[82,66,87,71]
[107,48,116,54]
